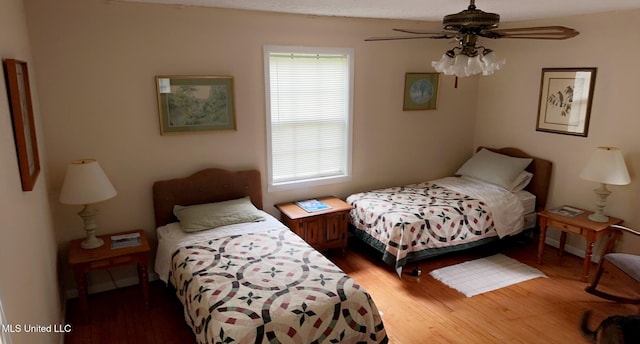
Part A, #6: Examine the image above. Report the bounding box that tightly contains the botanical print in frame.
[536,68,597,137]
[403,72,439,111]
[3,59,40,191]
[156,75,236,134]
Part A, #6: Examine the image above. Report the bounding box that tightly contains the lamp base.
[589,183,611,223]
[78,204,104,249]
[588,212,609,223]
[81,236,104,249]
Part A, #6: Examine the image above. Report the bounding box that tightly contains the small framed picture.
[536,68,597,137]
[3,59,40,191]
[155,75,236,135]
[403,72,439,111]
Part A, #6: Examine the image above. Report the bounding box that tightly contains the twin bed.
[151,147,550,343]
[347,147,551,274]
[152,168,388,344]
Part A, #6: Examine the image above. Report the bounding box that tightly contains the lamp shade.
[59,159,117,205]
[579,147,631,185]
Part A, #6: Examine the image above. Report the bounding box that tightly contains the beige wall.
[0,1,62,343]
[475,10,640,254]
[24,0,478,292]
[22,0,639,301]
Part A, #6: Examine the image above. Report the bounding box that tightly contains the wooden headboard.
[478,147,552,212]
[152,168,262,228]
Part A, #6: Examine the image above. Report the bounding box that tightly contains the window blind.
[265,46,353,188]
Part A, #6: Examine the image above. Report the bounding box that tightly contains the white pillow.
[509,171,533,192]
[456,148,533,190]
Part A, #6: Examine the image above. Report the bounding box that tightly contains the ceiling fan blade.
[364,35,450,41]
[481,26,579,40]
[393,28,457,39]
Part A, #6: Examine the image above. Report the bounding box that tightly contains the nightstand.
[276,196,353,253]
[68,229,150,320]
[537,207,623,282]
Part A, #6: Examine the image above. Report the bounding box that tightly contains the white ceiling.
[121,0,640,22]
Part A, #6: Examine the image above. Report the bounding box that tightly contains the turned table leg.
[537,216,548,264]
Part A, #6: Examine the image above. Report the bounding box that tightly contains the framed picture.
[403,72,439,111]
[536,68,597,137]
[155,75,236,134]
[3,59,40,191]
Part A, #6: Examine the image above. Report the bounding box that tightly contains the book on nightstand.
[295,199,331,212]
[111,232,142,249]
[549,205,584,217]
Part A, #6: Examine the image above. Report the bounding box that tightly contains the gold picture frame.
[155,75,236,135]
[536,68,597,137]
[3,59,40,191]
[403,72,439,111]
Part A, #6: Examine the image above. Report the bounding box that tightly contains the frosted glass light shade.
[579,147,630,185]
[451,54,470,77]
[481,51,506,75]
[432,53,454,73]
[60,159,117,205]
[467,56,484,76]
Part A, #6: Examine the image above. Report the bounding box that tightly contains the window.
[264,45,354,190]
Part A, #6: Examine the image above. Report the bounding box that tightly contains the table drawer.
[548,219,581,234]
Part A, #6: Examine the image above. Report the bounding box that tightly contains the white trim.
[544,237,603,262]
[263,45,354,191]
[64,273,159,299]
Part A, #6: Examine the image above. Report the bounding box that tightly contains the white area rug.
[429,254,546,297]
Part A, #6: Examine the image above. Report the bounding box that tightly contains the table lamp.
[60,159,117,249]
[579,147,630,222]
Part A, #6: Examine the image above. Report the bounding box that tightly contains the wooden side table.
[537,208,623,282]
[276,196,353,253]
[68,229,150,320]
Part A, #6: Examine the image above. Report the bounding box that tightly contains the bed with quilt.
[153,168,388,344]
[347,147,552,274]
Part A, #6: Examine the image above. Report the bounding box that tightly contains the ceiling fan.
[366,0,579,77]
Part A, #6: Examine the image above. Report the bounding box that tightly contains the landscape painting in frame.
[536,68,596,137]
[3,58,40,191]
[403,72,439,111]
[156,76,236,134]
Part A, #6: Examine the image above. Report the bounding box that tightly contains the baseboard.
[544,237,602,262]
[65,273,159,300]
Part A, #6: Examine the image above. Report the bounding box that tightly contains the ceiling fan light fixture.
[432,45,505,77]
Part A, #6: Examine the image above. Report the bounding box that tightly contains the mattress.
[516,190,536,215]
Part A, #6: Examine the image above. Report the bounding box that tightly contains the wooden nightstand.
[537,207,623,282]
[276,196,353,253]
[68,229,150,320]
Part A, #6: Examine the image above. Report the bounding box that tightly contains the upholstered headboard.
[478,147,552,211]
[152,168,262,228]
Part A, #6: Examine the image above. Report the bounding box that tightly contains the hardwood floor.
[64,281,195,344]
[64,233,639,343]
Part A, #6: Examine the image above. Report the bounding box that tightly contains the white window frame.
[264,45,354,191]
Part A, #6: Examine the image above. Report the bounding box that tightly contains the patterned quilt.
[347,182,498,271]
[169,228,388,344]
